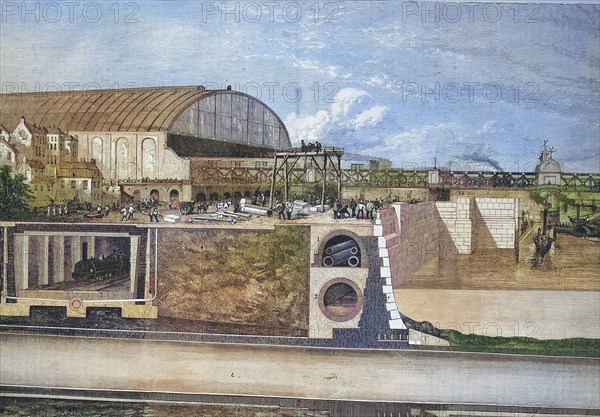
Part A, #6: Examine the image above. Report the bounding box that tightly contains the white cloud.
[285,88,389,144]
[352,106,389,129]
[285,110,332,144]
[330,88,371,118]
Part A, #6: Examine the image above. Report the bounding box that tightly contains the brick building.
[0,117,102,207]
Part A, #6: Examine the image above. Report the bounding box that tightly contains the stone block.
[382,285,393,294]
[389,318,407,329]
[373,225,383,237]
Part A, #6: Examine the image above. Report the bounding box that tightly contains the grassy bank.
[441,329,600,355]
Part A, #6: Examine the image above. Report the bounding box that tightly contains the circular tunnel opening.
[319,279,362,322]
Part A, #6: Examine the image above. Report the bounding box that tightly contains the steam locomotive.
[72,251,130,281]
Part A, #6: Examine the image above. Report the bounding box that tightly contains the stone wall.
[472,197,518,250]
[382,197,519,288]
[76,131,190,182]
[435,197,473,254]
[381,202,440,287]
[450,189,539,223]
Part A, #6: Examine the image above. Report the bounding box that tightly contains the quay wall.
[382,198,519,287]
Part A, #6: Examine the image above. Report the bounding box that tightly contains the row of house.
[0,117,103,208]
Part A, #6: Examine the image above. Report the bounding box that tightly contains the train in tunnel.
[72,251,130,281]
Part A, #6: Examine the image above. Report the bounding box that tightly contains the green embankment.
[441,329,600,355]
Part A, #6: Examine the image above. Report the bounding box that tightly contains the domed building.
[535,141,562,185]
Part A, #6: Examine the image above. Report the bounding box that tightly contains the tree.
[0,165,32,220]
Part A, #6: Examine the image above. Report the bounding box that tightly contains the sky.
[0,0,598,172]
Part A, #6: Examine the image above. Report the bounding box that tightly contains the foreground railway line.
[0,331,598,412]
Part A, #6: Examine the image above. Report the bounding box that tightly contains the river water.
[403,234,600,291]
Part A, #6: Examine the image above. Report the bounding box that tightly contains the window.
[255,161,268,169]
[71,181,76,189]
[232,161,242,169]
[83,180,89,190]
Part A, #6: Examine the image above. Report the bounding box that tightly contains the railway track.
[1,385,597,417]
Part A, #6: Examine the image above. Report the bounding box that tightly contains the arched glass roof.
[170,90,290,149]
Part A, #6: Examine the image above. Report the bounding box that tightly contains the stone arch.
[315,230,368,268]
[132,189,141,202]
[142,137,156,178]
[196,192,207,202]
[150,189,160,203]
[115,137,129,179]
[169,188,180,205]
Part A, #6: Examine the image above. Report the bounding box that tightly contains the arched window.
[91,137,103,165]
[142,138,156,178]
[115,138,129,179]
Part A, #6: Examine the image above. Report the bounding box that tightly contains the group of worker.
[334,199,375,220]
[46,205,68,216]
[275,200,295,220]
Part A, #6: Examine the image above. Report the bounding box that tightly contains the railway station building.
[0,86,292,205]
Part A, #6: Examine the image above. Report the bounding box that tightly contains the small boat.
[533,231,554,260]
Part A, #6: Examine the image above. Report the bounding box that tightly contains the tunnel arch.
[315,230,368,268]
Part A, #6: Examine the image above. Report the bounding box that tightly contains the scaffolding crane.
[269,147,344,211]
